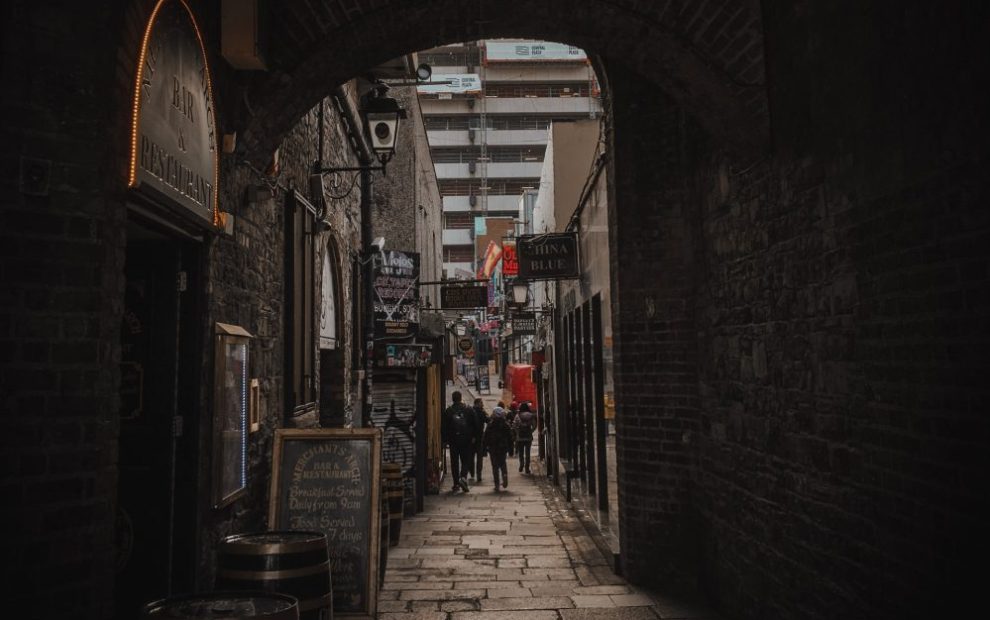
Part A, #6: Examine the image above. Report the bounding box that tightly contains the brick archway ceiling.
[239,0,768,163]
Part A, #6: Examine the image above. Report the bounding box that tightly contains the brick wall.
[0,1,129,615]
[607,71,704,592]
[607,3,990,617]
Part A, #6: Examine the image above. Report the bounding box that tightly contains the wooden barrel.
[382,462,403,546]
[141,592,299,619]
[216,532,332,620]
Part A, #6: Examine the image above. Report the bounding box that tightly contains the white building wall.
[420,39,602,282]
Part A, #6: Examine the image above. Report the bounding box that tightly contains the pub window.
[285,191,317,417]
[320,246,340,349]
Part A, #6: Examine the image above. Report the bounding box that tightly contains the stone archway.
[236,0,769,165]
[222,0,771,596]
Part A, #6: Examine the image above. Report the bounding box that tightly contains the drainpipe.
[360,164,375,427]
[333,85,378,428]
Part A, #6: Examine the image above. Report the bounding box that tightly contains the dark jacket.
[483,414,514,455]
[472,405,488,440]
[442,402,476,447]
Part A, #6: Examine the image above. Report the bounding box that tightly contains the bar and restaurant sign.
[374,250,420,338]
[128,0,218,228]
[517,233,580,280]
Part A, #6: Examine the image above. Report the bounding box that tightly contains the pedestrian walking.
[482,404,514,491]
[471,398,488,483]
[441,391,475,493]
[507,400,519,456]
[513,401,536,474]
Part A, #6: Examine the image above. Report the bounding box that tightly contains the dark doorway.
[115,215,201,617]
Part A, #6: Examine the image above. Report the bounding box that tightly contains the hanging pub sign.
[511,313,537,335]
[517,233,580,280]
[441,284,489,309]
[129,0,219,228]
[374,250,420,339]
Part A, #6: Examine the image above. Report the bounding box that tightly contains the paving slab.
[560,608,660,620]
[378,415,721,620]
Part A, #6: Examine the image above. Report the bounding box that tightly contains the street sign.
[441,284,489,309]
[517,233,579,280]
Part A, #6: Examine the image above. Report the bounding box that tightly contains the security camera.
[371,237,386,252]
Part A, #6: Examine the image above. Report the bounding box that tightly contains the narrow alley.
[376,380,717,620]
[380,452,710,619]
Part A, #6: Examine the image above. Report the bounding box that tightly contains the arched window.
[319,246,339,349]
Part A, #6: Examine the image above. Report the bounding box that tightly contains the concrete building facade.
[417,40,603,279]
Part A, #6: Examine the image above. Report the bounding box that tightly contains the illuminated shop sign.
[129,0,219,227]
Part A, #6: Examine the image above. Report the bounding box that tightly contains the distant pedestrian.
[442,391,475,493]
[507,400,520,455]
[483,404,514,491]
[507,400,519,424]
[513,402,536,474]
[471,398,488,483]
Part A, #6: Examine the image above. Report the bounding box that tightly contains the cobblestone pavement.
[377,408,722,619]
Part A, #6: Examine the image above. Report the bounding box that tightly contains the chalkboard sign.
[269,428,381,619]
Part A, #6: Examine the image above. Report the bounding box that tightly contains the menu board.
[269,429,381,619]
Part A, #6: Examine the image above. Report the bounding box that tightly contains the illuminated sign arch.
[128,0,219,227]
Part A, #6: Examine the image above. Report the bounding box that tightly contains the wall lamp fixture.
[313,89,408,178]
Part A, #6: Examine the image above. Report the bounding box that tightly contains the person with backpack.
[441,391,475,493]
[483,404,514,491]
[506,400,519,456]
[513,401,536,474]
[471,398,488,484]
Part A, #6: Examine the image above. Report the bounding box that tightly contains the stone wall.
[193,93,364,589]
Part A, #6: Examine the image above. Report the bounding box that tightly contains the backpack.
[515,412,534,441]
[449,407,470,439]
[484,416,512,453]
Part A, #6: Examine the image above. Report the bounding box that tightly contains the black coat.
[472,405,488,439]
[442,402,476,447]
[483,415,514,454]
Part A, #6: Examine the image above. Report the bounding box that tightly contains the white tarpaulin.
[417,73,481,94]
[484,41,587,62]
